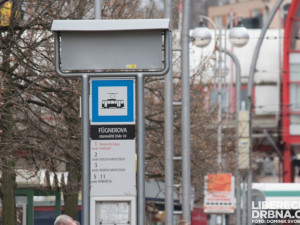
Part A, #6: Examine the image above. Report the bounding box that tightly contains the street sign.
[90,139,136,196]
[51,18,171,225]
[90,79,135,124]
[90,196,136,225]
[90,125,135,140]
[51,19,171,76]
[90,78,136,196]
[204,173,235,214]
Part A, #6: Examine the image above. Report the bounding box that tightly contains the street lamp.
[192,15,248,225]
[228,19,250,48]
[192,16,248,166]
[192,21,212,48]
[192,16,249,49]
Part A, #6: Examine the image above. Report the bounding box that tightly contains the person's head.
[74,220,80,225]
[176,220,189,225]
[54,214,75,225]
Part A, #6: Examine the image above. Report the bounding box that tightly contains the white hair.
[54,214,74,225]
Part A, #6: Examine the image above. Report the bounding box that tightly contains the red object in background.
[191,208,207,225]
[282,0,300,183]
[207,173,231,192]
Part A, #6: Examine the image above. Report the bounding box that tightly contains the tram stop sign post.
[51,19,171,225]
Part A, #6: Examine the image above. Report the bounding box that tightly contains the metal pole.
[181,0,191,222]
[164,0,174,224]
[137,73,145,225]
[247,1,283,225]
[90,3,101,225]
[217,25,222,169]
[221,48,241,225]
[216,23,223,225]
[81,75,90,225]
[242,176,246,225]
[95,0,101,19]
[196,16,217,225]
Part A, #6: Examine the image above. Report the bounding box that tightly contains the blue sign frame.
[91,79,134,123]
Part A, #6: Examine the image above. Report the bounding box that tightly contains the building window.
[283,4,290,25]
[290,18,300,50]
[252,9,261,17]
[289,54,300,134]
[290,84,300,112]
[264,157,274,176]
[215,15,223,29]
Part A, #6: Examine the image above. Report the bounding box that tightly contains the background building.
[192,0,300,183]
[208,0,291,29]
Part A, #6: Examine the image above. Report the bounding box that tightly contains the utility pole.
[164,0,174,224]
[181,0,191,223]
[247,1,284,224]
[95,0,101,19]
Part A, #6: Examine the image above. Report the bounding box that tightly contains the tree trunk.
[63,162,80,220]
[0,9,17,223]
[0,158,17,225]
[62,110,81,220]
